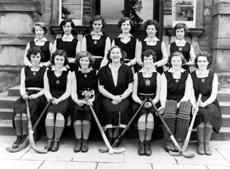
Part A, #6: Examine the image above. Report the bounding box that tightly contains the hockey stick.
[99,99,147,153]
[150,99,195,158]
[88,104,125,154]
[6,100,51,153]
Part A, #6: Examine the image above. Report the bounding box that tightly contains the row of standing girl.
[11,16,221,156]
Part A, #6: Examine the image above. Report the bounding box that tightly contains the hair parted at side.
[173,22,189,35]
[167,51,187,67]
[141,50,156,62]
[60,18,75,31]
[50,49,69,66]
[106,46,126,63]
[75,51,95,68]
[194,51,212,69]
[89,15,106,30]
[118,17,134,29]
[31,22,48,35]
[26,46,44,61]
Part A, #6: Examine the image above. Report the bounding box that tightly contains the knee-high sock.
[83,120,91,140]
[54,113,65,140]
[45,113,55,139]
[204,122,213,144]
[163,100,177,141]
[146,113,154,141]
[14,114,22,136]
[176,101,191,141]
[21,114,28,135]
[197,123,205,143]
[74,120,82,139]
[138,114,146,141]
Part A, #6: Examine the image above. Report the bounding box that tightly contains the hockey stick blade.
[5,138,29,153]
[169,150,195,158]
[29,132,47,154]
[98,147,125,154]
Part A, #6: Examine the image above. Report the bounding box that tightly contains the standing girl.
[44,50,71,152]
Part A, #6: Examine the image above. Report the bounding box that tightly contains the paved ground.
[0,136,230,169]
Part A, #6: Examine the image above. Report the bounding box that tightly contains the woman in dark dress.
[43,49,71,152]
[160,51,192,152]
[24,22,53,67]
[190,52,222,155]
[98,46,133,147]
[82,15,111,70]
[168,22,196,72]
[132,50,161,156]
[70,51,98,153]
[137,20,168,74]
[52,18,81,71]
[12,46,46,148]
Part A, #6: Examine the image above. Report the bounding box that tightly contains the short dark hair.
[168,52,187,67]
[173,22,189,35]
[118,17,134,29]
[143,19,159,32]
[50,49,69,66]
[75,51,95,68]
[60,18,75,31]
[26,46,44,61]
[89,15,106,30]
[194,51,212,69]
[141,50,156,62]
[31,22,48,35]
[106,46,126,63]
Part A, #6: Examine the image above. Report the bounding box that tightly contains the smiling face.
[146,24,157,37]
[54,55,65,68]
[175,28,185,40]
[92,20,103,33]
[171,55,182,70]
[63,22,72,35]
[31,53,41,67]
[121,20,131,33]
[110,47,122,63]
[79,56,90,69]
[143,56,154,68]
[35,25,45,39]
[197,56,209,71]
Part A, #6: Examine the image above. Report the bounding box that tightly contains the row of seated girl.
[11,45,221,157]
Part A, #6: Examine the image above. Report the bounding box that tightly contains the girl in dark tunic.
[132,50,161,156]
[137,20,168,74]
[190,52,222,156]
[160,52,192,152]
[168,22,196,72]
[12,47,46,148]
[70,51,98,153]
[52,18,80,71]
[98,46,133,147]
[24,22,53,67]
[82,15,111,70]
[44,50,71,152]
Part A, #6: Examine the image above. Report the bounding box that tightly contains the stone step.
[7,85,20,97]
[0,108,13,120]
[0,92,18,108]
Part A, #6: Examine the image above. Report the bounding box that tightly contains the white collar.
[144,37,159,42]
[34,37,47,42]
[29,64,43,68]
[51,65,67,71]
[62,34,74,41]
[91,31,103,36]
[168,67,185,73]
[78,67,93,72]
[118,33,133,39]
[175,39,186,46]
[139,67,157,73]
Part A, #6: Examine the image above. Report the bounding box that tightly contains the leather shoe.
[144,140,152,156]
[44,139,54,151]
[51,139,60,152]
[138,140,144,156]
[81,139,88,153]
[74,139,82,153]
[12,136,22,148]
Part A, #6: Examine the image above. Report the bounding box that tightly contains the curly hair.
[89,15,106,30]
[173,22,189,35]
[143,19,159,32]
[50,49,69,66]
[168,52,187,67]
[31,22,48,35]
[26,46,44,61]
[194,51,212,69]
[75,51,95,68]
[106,46,126,63]
[141,50,156,63]
[118,17,134,29]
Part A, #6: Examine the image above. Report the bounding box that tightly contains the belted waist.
[26,87,42,91]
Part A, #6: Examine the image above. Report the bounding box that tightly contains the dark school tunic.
[191,71,222,133]
[70,68,98,121]
[98,64,133,130]
[29,41,51,63]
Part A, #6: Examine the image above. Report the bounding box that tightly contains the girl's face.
[143,56,154,68]
[35,25,45,39]
[110,47,122,63]
[79,56,90,69]
[197,56,209,70]
[121,20,131,33]
[31,53,41,66]
[54,55,65,68]
[63,22,72,35]
[171,55,182,70]
[92,20,103,32]
[146,25,157,37]
[175,28,185,40]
